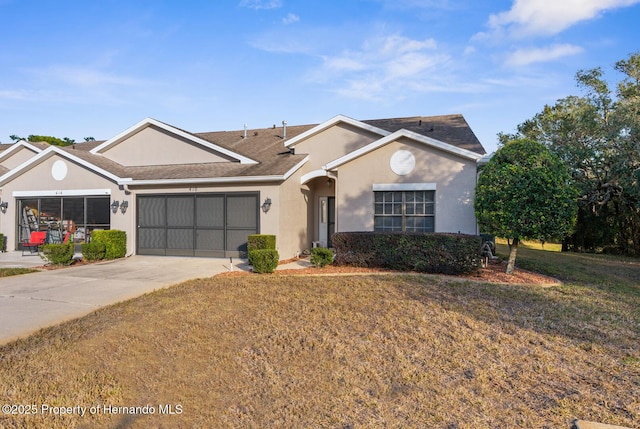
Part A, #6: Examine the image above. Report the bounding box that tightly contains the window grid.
[374,191,434,232]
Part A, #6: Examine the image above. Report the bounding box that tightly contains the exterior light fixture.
[110,200,120,214]
[261,197,272,213]
[0,201,7,214]
[120,200,129,214]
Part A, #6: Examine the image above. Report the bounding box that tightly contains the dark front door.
[137,193,259,257]
[327,197,335,248]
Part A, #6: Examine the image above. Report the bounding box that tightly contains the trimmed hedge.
[82,241,106,261]
[91,230,126,260]
[249,249,279,274]
[40,242,75,266]
[310,247,333,268]
[332,232,482,275]
[248,234,276,251]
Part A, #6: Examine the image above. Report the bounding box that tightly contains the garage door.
[137,193,259,257]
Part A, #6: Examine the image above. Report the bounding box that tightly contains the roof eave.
[90,118,259,165]
[283,114,391,148]
[324,129,484,171]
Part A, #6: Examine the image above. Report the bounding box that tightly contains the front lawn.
[0,267,39,277]
[0,248,638,428]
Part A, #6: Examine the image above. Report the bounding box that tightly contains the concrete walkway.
[0,252,251,345]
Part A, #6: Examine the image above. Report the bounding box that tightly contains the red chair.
[22,231,46,256]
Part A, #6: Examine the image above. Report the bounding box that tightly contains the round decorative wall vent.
[51,160,68,181]
[390,150,415,176]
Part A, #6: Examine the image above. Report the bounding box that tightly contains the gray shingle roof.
[363,114,486,155]
[3,115,485,183]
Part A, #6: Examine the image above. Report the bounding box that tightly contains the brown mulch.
[34,255,559,285]
[218,258,561,286]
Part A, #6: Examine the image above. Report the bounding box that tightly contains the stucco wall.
[292,123,380,171]
[0,155,127,252]
[335,138,478,235]
[0,147,40,170]
[100,125,232,166]
[274,170,312,259]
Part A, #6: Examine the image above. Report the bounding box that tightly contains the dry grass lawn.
[0,248,638,428]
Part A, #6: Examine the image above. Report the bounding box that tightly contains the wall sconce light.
[0,201,7,214]
[120,200,129,214]
[261,197,272,213]
[110,200,119,214]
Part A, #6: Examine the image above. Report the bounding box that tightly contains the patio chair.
[22,231,46,256]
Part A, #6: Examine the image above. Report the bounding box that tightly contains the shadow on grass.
[394,248,640,352]
[496,244,640,297]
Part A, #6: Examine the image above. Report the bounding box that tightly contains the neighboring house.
[0,114,487,259]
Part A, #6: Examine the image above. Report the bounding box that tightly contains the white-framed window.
[374,190,435,232]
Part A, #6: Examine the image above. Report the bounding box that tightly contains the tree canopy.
[475,138,577,273]
[500,52,640,255]
[9,135,75,146]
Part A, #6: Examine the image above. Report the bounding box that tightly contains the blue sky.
[1,0,639,153]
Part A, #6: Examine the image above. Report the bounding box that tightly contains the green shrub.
[0,233,5,252]
[249,249,279,274]
[82,241,106,261]
[91,230,126,260]
[332,232,482,275]
[311,247,333,268]
[248,234,276,251]
[40,242,75,266]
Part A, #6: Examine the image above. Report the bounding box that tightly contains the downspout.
[120,183,135,257]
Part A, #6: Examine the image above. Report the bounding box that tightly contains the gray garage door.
[137,193,259,257]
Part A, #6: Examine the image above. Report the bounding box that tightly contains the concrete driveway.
[0,253,247,345]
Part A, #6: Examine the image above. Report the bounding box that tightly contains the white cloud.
[282,13,299,24]
[239,0,282,10]
[487,0,640,37]
[504,44,584,66]
[41,66,143,87]
[310,34,452,100]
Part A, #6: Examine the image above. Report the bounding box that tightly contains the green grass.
[0,249,638,428]
[0,267,39,277]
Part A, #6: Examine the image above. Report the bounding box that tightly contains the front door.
[318,196,335,248]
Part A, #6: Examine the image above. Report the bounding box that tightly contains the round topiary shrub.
[310,247,333,268]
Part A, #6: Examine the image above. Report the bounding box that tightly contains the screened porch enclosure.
[17,196,111,247]
[137,193,259,258]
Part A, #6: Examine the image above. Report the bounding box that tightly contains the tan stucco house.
[0,114,487,258]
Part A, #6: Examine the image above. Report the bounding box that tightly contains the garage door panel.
[196,229,224,250]
[167,229,194,249]
[227,195,258,228]
[197,196,224,227]
[168,196,194,227]
[138,197,165,227]
[139,228,165,249]
[137,193,258,257]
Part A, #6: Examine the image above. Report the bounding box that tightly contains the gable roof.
[282,113,485,155]
[0,114,486,187]
[325,128,484,171]
[283,114,391,149]
[90,117,259,165]
[362,114,485,155]
[0,145,129,186]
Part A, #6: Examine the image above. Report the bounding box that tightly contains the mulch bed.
[218,258,561,286]
[34,256,559,285]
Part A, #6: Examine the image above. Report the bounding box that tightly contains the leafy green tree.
[475,139,578,274]
[502,52,640,254]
